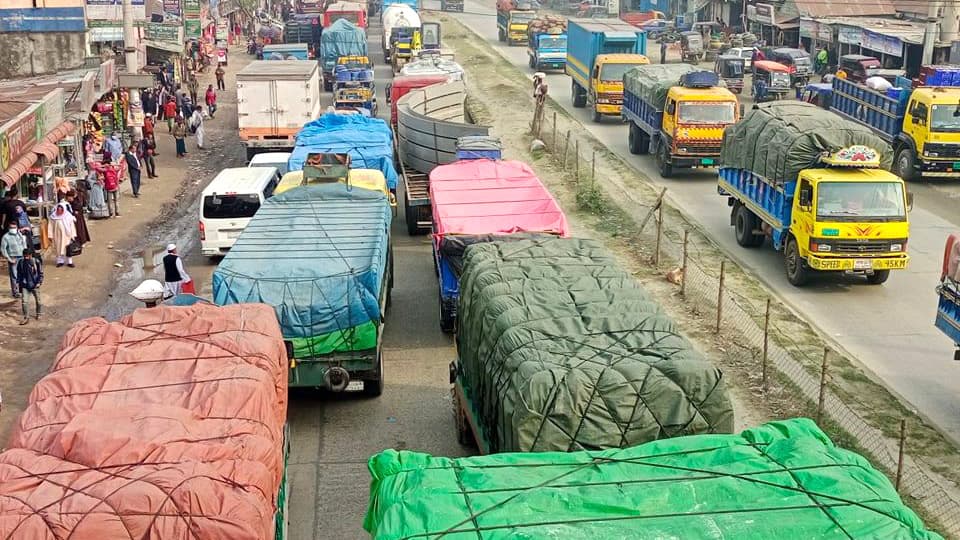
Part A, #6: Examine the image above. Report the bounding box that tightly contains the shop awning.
[1,121,75,188]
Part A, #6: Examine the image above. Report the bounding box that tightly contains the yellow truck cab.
[831,66,960,180]
[719,102,911,286]
[566,18,648,121]
[588,54,650,119]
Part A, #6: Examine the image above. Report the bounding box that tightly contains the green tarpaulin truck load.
[623,63,698,109]
[364,418,942,539]
[720,101,893,186]
[451,238,733,454]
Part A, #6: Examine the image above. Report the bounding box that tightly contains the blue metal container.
[718,167,795,250]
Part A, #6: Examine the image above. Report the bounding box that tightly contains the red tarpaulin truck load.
[0,303,290,539]
[430,158,569,331]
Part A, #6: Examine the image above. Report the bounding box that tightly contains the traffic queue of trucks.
[497,0,536,45]
[566,18,648,121]
[526,16,567,71]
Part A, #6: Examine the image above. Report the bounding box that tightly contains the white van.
[248,152,291,176]
[199,167,280,257]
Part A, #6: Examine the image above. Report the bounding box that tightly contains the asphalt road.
[441,0,960,441]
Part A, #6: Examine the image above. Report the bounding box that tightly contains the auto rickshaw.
[800,82,833,109]
[680,31,704,63]
[751,60,792,102]
[714,55,744,94]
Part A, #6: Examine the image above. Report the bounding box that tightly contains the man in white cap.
[162,243,192,297]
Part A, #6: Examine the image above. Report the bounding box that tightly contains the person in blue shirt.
[1,222,26,298]
[16,248,42,324]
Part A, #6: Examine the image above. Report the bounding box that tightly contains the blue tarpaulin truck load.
[289,112,399,191]
[566,18,648,122]
[212,183,393,395]
[320,18,368,91]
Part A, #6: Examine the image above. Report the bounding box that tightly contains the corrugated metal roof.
[815,16,925,44]
[793,0,897,18]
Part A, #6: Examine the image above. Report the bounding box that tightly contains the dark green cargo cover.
[623,64,699,109]
[456,238,734,453]
[720,101,894,186]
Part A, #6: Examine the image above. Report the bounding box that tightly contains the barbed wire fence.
[531,107,960,537]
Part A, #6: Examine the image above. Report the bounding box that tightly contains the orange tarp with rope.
[0,303,288,539]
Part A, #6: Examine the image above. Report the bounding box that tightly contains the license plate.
[854,259,872,270]
[345,380,365,392]
[226,231,242,239]
[953,162,960,170]
[701,158,715,165]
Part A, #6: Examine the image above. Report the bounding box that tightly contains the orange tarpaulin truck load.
[0,303,290,539]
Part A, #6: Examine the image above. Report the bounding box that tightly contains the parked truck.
[936,233,960,359]
[566,18,648,122]
[831,65,960,181]
[236,60,322,160]
[497,0,536,45]
[719,102,911,286]
[622,66,739,177]
[320,18,368,91]
[526,16,567,71]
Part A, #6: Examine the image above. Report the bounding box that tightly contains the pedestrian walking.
[2,222,26,298]
[164,98,177,133]
[92,156,122,217]
[104,132,123,162]
[124,143,142,198]
[205,85,218,118]
[215,63,226,91]
[190,106,205,150]
[143,113,155,139]
[16,249,42,324]
[187,75,199,107]
[47,201,77,268]
[65,190,90,245]
[162,243,192,297]
[660,39,667,65]
[173,118,188,158]
[140,135,158,178]
[12,203,32,248]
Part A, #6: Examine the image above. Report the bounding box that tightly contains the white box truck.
[236,60,322,160]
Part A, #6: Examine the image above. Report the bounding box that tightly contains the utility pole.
[122,0,143,140]
[922,0,941,66]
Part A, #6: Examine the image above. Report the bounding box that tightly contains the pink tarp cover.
[0,303,288,540]
[430,159,569,238]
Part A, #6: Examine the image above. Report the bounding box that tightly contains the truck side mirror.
[910,115,919,125]
[799,188,812,208]
[385,84,392,104]
[739,104,745,117]
[666,100,676,115]
[906,191,914,211]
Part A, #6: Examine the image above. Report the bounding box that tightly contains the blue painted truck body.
[718,167,795,251]
[830,78,908,143]
[936,284,960,353]
[565,18,647,90]
[528,33,567,70]
[622,88,662,148]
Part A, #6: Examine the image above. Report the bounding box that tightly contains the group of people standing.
[156,66,224,158]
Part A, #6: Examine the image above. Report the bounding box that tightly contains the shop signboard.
[184,18,202,38]
[747,3,775,25]
[86,0,146,21]
[163,0,182,16]
[183,0,200,11]
[838,25,861,45]
[146,22,182,43]
[862,30,902,57]
[800,18,815,39]
[0,108,39,171]
[216,19,229,41]
[817,22,833,43]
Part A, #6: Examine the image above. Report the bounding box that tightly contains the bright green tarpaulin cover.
[720,101,894,186]
[455,238,733,453]
[364,418,943,539]
[290,320,377,358]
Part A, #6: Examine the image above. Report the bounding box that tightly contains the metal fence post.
[817,348,829,425]
[896,418,907,492]
[716,260,726,334]
[762,298,770,390]
[591,150,597,187]
[574,140,580,183]
[562,130,570,170]
[680,230,689,297]
[653,203,663,266]
[552,112,557,150]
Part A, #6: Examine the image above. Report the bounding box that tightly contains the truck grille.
[676,144,721,155]
[923,143,960,159]
[830,239,904,255]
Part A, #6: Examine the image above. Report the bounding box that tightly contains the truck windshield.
[816,182,906,222]
[540,36,566,49]
[329,12,359,24]
[677,102,736,124]
[930,104,960,132]
[599,63,639,82]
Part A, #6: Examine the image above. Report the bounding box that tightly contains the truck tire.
[529,55,535,68]
[656,143,673,178]
[734,205,764,247]
[571,82,586,108]
[866,270,890,285]
[405,203,419,236]
[362,345,384,397]
[895,147,918,181]
[628,123,642,155]
[439,296,455,333]
[592,106,603,123]
[498,28,505,42]
[454,391,476,447]
[785,237,810,286]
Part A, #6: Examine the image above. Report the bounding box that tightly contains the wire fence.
[532,107,960,537]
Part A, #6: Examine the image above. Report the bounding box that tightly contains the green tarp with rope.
[364,418,943,539]
[455,238,734,453]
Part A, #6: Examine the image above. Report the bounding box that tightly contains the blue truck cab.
[936,233,960,359]
[528,32,567,71]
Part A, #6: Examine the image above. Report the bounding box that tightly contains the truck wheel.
[498,28,505,42]
[528,55,535,69]
[785,237,810,286]
[405,203,418,236]
[628,124,642,155]
[362,347,384,397]
[734,205,764,247]
[571,82,586,108]
[656,144,673,178]
[895,148,918,181]
[866,269,890,285]
[439,296,455,333]
[592,106,603,123]
[454,390,476,447]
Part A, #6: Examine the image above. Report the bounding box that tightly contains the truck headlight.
[890,243,903,252]
[678,147,688,154]
[810,241,831,252]
[924,150,938,157]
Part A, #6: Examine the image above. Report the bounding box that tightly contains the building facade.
[0,0,88,79]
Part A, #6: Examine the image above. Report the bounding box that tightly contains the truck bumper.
[671,155,720,168]
[806,255,909,271]
[595,103,622,115]
[921,159,960,177]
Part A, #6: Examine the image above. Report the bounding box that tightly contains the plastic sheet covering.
[438,233,550,276]
[456,238,733,453]
[623,63,698,108]
[289,112,398,189]
[275,168,390,197]
[0,303,288,540]
[212,183,391,357]
[430,160,569,239]
[364,418,943,540]
[319,18,368,64]
[720,101,893,186]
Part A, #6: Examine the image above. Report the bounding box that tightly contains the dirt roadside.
[428,10,960,535]
[0,49,253,445]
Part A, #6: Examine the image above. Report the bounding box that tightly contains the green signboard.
[184,18,202,38]
[183,0,200,11]
[146,23,181,43]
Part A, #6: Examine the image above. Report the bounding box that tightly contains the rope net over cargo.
[455,238,734,453]
[0,303,289,539]
[364,418,943,539]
